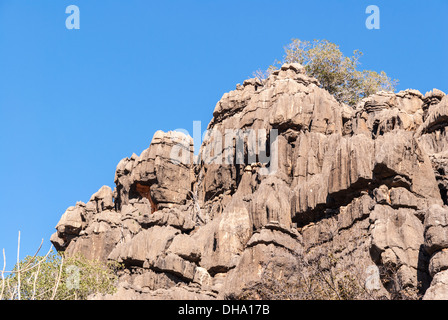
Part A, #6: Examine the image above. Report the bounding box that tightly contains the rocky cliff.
[50,63,448,300]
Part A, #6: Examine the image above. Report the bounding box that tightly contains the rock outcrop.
[51,63,448,300]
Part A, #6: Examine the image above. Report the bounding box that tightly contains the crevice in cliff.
[245,238,298,255]
[293,179,371,228]
[122,258,145,269]
[422,116,448,135]
[208,265,235,277]
[293,203,331,228]
[149,266,193,284]
[435,164,448,206]
[372,165,413,192]
[439,183,448,206]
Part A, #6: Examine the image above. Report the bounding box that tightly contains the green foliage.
[267,39,398,106]
[1,251,122,300]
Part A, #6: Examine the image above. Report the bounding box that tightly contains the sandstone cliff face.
[51,64,448,300]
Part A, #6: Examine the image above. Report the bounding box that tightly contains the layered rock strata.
[51,63,448,299]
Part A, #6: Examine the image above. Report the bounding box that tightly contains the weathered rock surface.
[51,64,448,300]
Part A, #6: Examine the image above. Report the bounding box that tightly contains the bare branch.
[4,244,53,275]
[0,248,5,300]
[51,256,64,300]
[17,231,21,300]
[31,259,42,300]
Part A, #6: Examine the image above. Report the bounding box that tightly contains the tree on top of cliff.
[256,39,398,106]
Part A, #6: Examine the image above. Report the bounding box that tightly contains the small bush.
[1,251,122,300]
[255,39,398,106]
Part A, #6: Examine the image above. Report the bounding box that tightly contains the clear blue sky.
[0,0,447,270]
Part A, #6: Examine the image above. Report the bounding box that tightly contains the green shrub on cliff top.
[258,39,398,106]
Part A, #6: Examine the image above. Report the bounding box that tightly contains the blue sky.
[0,0,447,270]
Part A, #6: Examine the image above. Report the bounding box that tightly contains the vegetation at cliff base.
[1,251,121,300]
